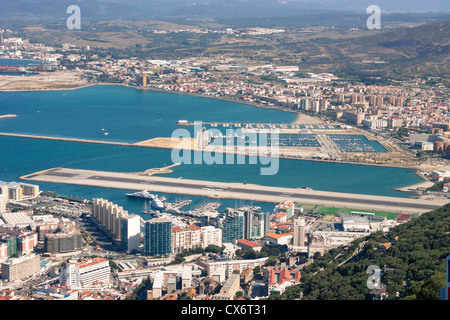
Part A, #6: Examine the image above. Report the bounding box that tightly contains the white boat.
[151,195,165,210]
[126,190,156,200]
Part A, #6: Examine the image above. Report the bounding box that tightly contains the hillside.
[329,20,450,80]
[275,203,450,300]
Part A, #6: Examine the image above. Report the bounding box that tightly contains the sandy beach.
[0,70,91,91]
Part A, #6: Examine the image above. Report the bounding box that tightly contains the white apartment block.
[0,242,8,260]
[172,225,202,254]
[92,198,128,241]
[1,254,41,282]
[120,215,141,252]
[59,257,110,288]
[293,218,306,248]
[0,194,6,213]
[201,226,222,248]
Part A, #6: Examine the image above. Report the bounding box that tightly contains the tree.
[205,245,222,254]
[179,292,192,300]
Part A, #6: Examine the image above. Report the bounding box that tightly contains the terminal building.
[342,215,371,233]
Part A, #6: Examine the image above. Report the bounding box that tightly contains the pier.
[0,132,132,147]
[20,167,449,214]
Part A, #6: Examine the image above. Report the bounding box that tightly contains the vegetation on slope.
[273,203,450,300]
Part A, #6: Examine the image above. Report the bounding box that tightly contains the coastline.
[0,80,444,176]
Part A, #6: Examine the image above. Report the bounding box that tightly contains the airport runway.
[21,167,449,214]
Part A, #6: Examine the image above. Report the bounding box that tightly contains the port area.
[20,167,448,214]
[0,124,419,169]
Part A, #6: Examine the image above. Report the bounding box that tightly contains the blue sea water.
[0,85,423,216]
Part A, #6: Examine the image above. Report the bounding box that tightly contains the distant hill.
[0,0,449,21]
[328,20,450,80]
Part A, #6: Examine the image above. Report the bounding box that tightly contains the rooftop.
[236,239,262,248]
[265,232,293,240]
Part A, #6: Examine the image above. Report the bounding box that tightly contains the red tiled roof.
[269,268,301,286]
[265,232,293,240]
[236,239,262,248]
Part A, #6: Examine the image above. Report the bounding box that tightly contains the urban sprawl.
[0,31,449,301]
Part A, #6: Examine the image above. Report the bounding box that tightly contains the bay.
[0,85,423,217]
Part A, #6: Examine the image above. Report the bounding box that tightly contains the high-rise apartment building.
[144,218,172,256]
[222,212,244,244]
[244,210,270,240]
[91,198,128,241]
[120,215,141,253]
[59,257,110,288]
[293,218,306,248]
